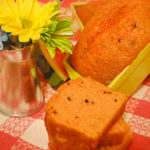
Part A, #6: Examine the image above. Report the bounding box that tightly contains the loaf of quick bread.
[45,77,129,150]
[71,0,150,85]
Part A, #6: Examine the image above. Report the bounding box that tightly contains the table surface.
[0,0,150,150]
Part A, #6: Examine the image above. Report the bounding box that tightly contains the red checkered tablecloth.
[0,0,150,150]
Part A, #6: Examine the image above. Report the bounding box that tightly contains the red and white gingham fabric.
[0,0,150,150]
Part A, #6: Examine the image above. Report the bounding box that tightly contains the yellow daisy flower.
[0,0,59,42]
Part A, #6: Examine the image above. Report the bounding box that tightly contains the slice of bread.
[48,118,131,150]
[100,118,130,146]
[97,131,133,150]
[45,77,127,150]
[49,121,133,150]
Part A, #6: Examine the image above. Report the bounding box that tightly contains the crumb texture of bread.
[97,131,133,150]
[71,0,150,85]
[45,77,128,150]
[100,118,131,146]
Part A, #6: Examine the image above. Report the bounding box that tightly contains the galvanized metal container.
[0,45,44,116]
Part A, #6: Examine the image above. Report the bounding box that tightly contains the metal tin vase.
[0,45,44,117]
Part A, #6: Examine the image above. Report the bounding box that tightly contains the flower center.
[21,19,32,28]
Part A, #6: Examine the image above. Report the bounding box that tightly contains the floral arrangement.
[0,0,74,58]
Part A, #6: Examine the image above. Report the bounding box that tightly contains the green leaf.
[62,7,68,16]
[53,38,72,48]
[54,0,61,10]
[52,34,74,39]
[55,28,73,34]
[56,18,73,29]
[45,42,56,58]
[48,21,58,34]
[51,38,72,54]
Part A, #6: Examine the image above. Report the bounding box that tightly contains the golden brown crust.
[71,0,150,85]
[75,0,109,26]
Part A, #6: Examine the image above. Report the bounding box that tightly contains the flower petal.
[0,16,22,28]
[7,0,19,17]
[19,35,30,43]
[0,0,19,18]
[16,0,24,19]
[1,25,19,33]
[31,29,42,40]
[23,0,34,18]
[18,30,33,42]
[30,0,41,20]
[32,2,57,28]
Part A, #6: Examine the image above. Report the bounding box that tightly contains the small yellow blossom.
[0,0,60,42]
